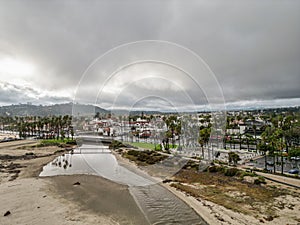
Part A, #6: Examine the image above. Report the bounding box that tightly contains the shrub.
[183,161,200,170]
[208,165,219,172]
[127,150,139,156]
[208,165,225,173]
[254,176,266,185]
[109,140,125,149]
[66,140,77,145]
[224,168,239,176]
[237,170,256,178]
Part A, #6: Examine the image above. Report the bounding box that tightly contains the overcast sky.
[0,0,299,110]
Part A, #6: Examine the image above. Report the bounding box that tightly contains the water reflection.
[40,144,206,224]
[40,144,154,186]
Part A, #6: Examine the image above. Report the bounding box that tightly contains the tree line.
[0,115,74,140]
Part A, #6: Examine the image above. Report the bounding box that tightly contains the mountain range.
[0,103,108,117]
[0,102,299,117]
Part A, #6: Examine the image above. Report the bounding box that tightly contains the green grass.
[124,142,177,151]
[124,142,161,150]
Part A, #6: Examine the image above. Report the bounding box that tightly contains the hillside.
[0,103,108,117]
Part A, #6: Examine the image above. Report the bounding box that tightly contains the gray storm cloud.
[0,0,299,108]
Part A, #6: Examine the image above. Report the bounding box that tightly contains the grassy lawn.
[124,142,177,150]
[124,142,161,150]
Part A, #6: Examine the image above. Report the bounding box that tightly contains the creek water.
[40,144,207,224]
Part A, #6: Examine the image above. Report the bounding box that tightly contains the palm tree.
[261,126,276,172]
[238,133,242,150]
[199,127,211,159]
[252,124,258,151]
[245,134,253,151]
[175,120,182,148]
[258,142,269,171]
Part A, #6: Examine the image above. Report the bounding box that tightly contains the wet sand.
[5,140,298,225]
[0,177,119,225]
[0,141,148,225]
[48,175,149,225]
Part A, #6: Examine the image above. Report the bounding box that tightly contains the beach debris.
[162,179,172,183]
[4,211,11,216]
[215,214,225,222]
[263,216,273,221]
[73,181,80,186]
[287,203,295,210]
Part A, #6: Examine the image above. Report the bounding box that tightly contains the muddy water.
[40,144,206,225]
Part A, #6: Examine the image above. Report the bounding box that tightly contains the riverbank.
[113,148,300,225]
[0,141,148,225]
[2,140,299,225]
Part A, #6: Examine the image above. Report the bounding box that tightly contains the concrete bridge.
[75,135,115,145]
[72,147,112,154]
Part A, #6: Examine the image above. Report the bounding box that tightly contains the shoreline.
[112,150,210,224]
[112,148,300,225]
[0,141,149,225]
[1,140,299,225]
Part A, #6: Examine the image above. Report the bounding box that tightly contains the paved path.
[255,171,300,188]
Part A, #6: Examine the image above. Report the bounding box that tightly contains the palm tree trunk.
[273,154,276,173]
[281,152,284,174]
[239,135,242,150]
[247,138,250,151]
[264,151,267,171]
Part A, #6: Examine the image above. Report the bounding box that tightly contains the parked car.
[291,156,300,161]
[288,168,299,174]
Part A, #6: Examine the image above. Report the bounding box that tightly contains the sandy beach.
[0,141,148,225]
[1,140,300,225]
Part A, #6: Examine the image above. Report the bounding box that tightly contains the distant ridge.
[0,102,108,117]
[0,102,299,117]
[111,109,163,115]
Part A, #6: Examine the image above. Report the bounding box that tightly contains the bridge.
[75,135,115,145]
[72,147,112,154]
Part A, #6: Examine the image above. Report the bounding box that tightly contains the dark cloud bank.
[0,0,299,110]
